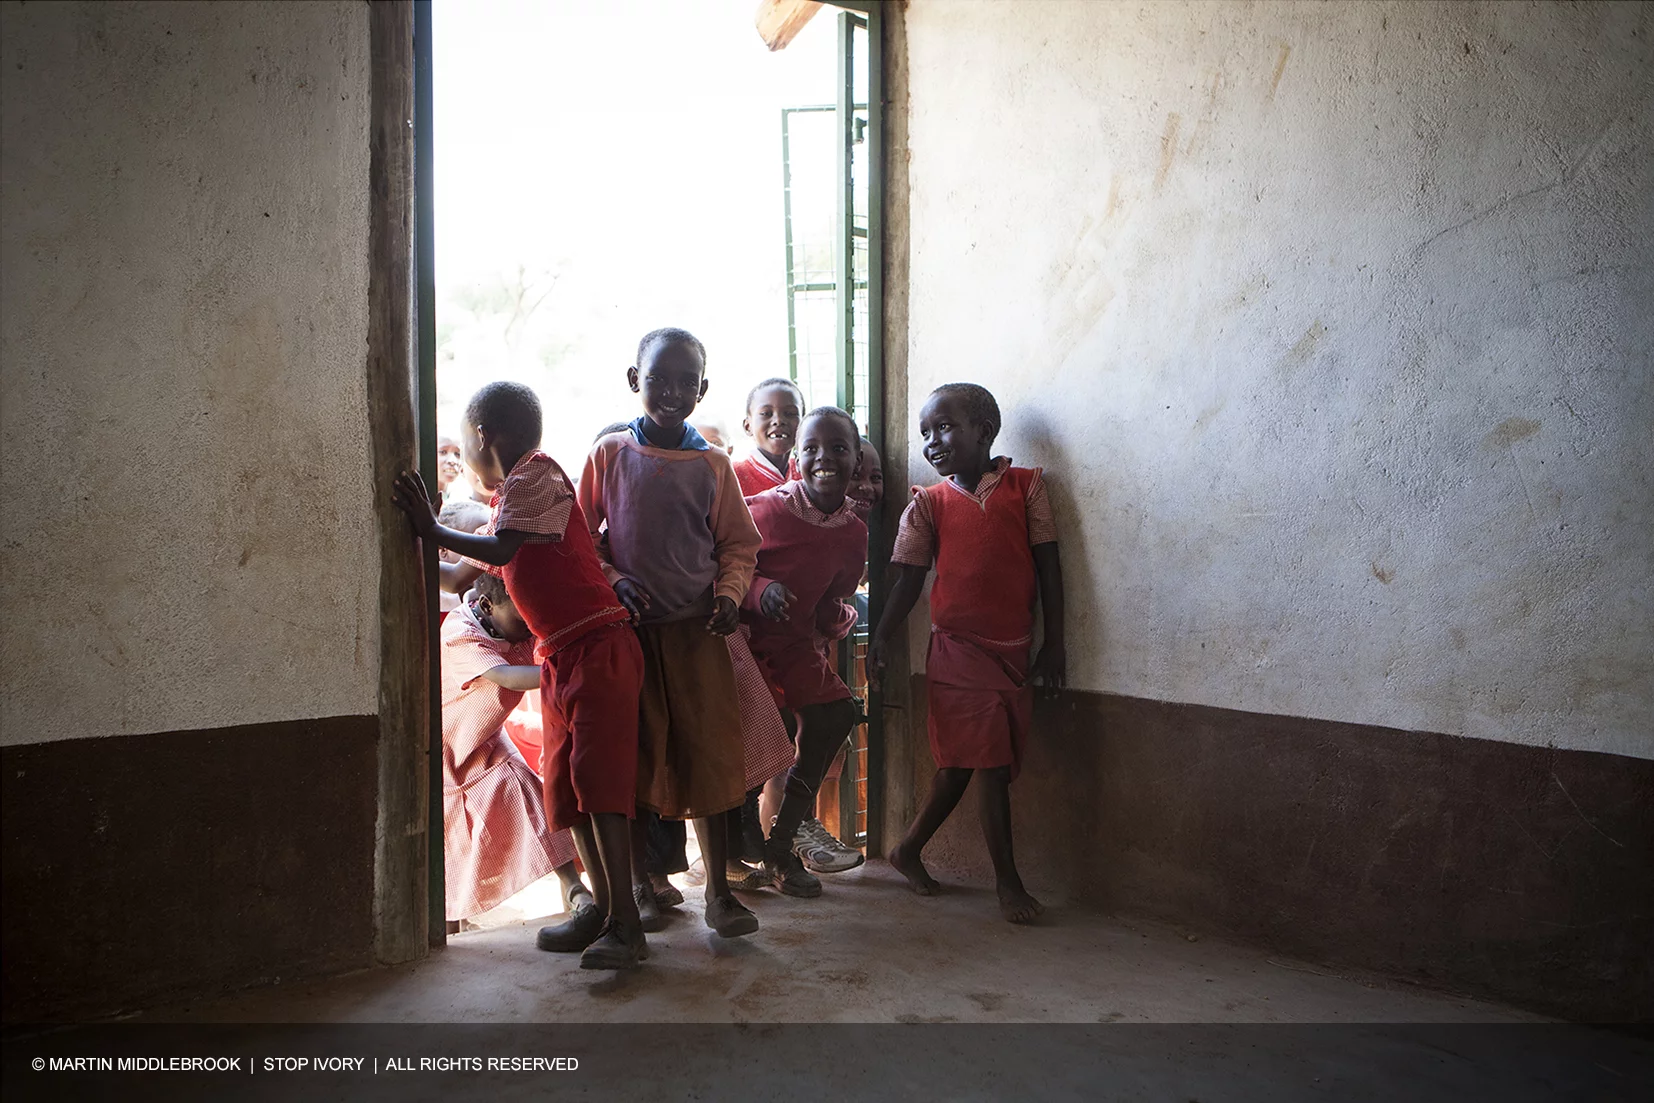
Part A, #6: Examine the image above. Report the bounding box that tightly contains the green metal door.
[780,7,883,853]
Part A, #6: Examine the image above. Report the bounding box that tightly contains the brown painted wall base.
[2,716,379,1022]
[902,678,1653,1023]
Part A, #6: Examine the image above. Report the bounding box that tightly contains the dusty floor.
[149,860,1542,1025]
[8,862,1648,1102]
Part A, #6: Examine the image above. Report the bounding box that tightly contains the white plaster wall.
[0,1,378,745]
[903,0,1653,758]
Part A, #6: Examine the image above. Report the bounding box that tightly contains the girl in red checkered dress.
[869,383,1066,925]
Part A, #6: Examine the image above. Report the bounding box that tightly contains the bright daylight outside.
[434,0,853,466]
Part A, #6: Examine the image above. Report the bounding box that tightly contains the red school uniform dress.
[890,458,1058,780]
[469,451,642,832]
[742,481,869,709]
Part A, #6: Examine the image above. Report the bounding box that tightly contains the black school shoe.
[580,919,648,970]
[536,902,604,952]
[763,837,823,898]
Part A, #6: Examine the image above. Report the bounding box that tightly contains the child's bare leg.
[759,771,786,830]
[589,812,642,929]
[577,811,648,969]
[694,812,758,937]
[551,860,591,912]
[887,767,972,895]
[977,766,1041,923]
[570,820,609,913]
[629,810,651,889]
[768,700,857,852]
[539,819,610,953]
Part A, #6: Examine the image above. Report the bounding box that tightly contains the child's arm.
[393,471,527,566]
[706,455,762,636]
[867,563,926,692]
[1028,543,1066,688]
[814,556,864,637]
[578,444,653,623]
[475,664,541,693]
[868,491,934,690]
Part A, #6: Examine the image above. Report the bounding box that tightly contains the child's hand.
[759,582,795,622]
[613,578,653,624]
[867,638,888,692]
[706,595,740,636]
[1029,641,1067,690]
[391,470,438,537]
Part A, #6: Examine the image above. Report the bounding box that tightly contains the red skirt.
[541,622,644,831]
[925,629,1033,780]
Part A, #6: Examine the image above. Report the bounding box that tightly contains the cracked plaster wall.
[902,0,1652,758]
[0,2,377,746]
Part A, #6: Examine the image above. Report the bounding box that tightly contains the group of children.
[394,326,1065,969]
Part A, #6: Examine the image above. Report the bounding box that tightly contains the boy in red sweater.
[743,406,869,896]
[393,382,648,967]
[869,383,1065,924]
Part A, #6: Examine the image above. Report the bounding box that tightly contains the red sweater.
[740,482,867,658]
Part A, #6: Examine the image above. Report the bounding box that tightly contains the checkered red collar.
[781,479,859,528]
[941,456,1013,504]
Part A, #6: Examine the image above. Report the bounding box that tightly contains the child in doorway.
[393,382,648,968]
[437,435,466,501]
[743,406,869,897]
[868,383,1065,924]
[439,571,588,927]
[787,433,887,875]
[734,377,804,497]
[579,327,763,939]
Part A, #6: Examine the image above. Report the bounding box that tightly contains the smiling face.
[918,392,993,479]
[797,411,861,514]
[437,436,464,491]
[847,438,884,519]
[743,384,802,461]
[628,339,708,437]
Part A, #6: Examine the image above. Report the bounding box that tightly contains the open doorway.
[422,0,885,934]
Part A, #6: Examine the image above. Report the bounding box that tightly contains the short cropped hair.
[802,404,860,443]
[464,381,542,455]
[473,571,510,606]
[594,421,633,443]
[437,499,490,534]
[636,327,707,369]
[746,376,805,415]
[930,382,1001,445]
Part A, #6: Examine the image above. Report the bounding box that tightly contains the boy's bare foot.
[997,884,1044,924]
[704,893,759,938]
[887,843,940,896]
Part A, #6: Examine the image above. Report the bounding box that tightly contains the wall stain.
[1280,320,1327,372]
[1371,563,1395,585]
[1481,416,1541,450]
[1104,173,1122,221]
[1155,113,1182,191]
[1268,44,1292,101]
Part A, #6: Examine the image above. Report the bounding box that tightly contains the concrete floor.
[9,863,1647,1102]
[139,859,1547,1025]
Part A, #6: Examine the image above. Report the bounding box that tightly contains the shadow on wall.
[1018,406,1104,681]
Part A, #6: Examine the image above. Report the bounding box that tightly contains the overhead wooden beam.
[755,0,823,52]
